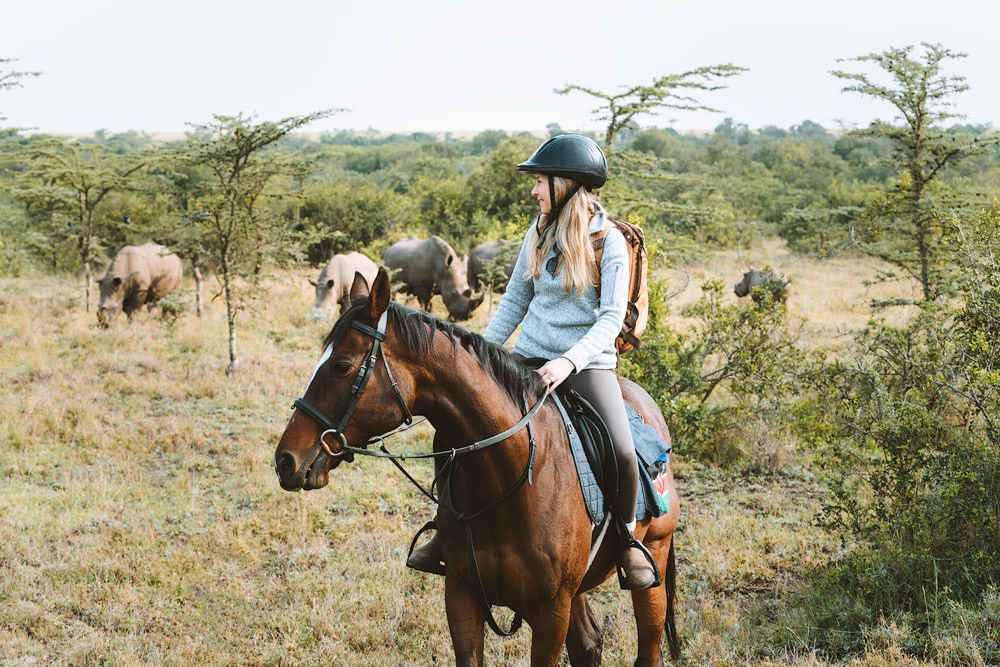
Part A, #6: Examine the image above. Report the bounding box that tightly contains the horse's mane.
[323,301,546,405]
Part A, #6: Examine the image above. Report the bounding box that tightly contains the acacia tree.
[0,59,42,273]
[172,111,333,375]
[557,66,745,218]
[0,57,41,136]
[817,204,1000,615]
[832,43,1000,302]
[17,140,146,310]
[558,67,746,148]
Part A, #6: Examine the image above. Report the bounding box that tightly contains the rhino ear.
[349,271,370,301]
[363,268,391,323]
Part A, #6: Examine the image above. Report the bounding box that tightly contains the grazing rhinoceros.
[734,267,789,303]
[310,252,379,315]
[468,239,517,293]
[381,236,483,321]
[97,243,183,327]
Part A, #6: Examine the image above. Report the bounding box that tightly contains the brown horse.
[274,268,680,666]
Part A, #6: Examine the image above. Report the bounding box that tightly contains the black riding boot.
[611,448,656,590]
[617,532,658,590]
[406,456,447,576]
[406,533,445,575]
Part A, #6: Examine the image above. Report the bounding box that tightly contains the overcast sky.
[2,0,996,137]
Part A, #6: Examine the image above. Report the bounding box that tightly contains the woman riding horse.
[407,133,656,590]
[275,135,680,665]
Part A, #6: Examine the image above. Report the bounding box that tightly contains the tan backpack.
[592,217,649,355]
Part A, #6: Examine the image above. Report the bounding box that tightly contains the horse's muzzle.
[275,445,333,491]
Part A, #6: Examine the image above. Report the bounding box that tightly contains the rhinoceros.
[310,252,379,315]
[734,267,789,303]
[381,236,483,321]
[97,243,183,327]
[468,239,517,293]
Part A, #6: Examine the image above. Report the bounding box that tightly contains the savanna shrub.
[621,250,810,467]
[817,204,1000,622]
[156,290,192,326]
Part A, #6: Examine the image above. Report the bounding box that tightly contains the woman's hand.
[536,357,575,393]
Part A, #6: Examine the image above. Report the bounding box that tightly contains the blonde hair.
[525,175,601,295]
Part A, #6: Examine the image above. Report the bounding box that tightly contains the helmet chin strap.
[536,178,583,249]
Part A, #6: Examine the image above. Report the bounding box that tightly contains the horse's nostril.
[275,451,298,478]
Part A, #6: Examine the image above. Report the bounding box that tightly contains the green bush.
[813,204,1000,655]
[621,244,810,468]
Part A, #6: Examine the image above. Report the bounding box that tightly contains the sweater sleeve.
[482,232,534,346]
[561,229,629,372]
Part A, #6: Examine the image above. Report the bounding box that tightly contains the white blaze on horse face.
[307,345,333,390]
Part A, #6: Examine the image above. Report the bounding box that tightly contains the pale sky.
[2,0,996,137]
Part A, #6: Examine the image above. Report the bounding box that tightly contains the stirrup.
[616,537,663,591]
[406,520,445,576]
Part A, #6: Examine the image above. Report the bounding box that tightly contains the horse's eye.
[329,362,353,377]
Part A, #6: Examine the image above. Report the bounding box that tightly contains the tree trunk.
[192,261,204,317]
[85,268,92,313]
[919,230,931,302]
[82,231,92,313]
[222,251,238,376]
[912,186,932,302]
[735,209,743,260]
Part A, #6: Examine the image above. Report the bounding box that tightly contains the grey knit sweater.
[482,209,629,372]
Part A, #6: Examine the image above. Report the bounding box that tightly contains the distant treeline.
[2,119,999,278]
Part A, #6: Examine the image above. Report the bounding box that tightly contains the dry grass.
[0,248,940,666]
[661,238,920,352]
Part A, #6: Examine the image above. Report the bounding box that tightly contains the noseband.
[292,310,413,457]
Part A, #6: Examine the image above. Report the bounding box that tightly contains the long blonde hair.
[526,175,601,295]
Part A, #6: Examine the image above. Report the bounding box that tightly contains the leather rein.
[290,309,546,636]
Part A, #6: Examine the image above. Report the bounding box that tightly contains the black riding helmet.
[518,134,608,246]
[516,133,608,190]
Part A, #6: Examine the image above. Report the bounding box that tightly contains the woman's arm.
[482,232,534,346]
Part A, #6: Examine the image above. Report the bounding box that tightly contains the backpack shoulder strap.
[591,220,613,295]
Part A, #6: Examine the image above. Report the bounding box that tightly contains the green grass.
[0,260,956,666]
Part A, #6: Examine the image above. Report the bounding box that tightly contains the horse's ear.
[364,267,391,323]
[349,271,370,301]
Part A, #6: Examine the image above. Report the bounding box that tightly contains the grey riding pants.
[564,368,639,524]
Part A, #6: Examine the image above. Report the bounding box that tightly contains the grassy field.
[0,244,943,666]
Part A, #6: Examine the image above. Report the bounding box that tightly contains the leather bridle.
[292,310,414,458]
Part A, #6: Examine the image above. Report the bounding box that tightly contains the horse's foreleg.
[565,593,603,667]
[445,577,486,667]
[525,595,573,667]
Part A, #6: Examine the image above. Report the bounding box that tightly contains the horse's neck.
[423,358,523,445]
[417,344,535,482]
